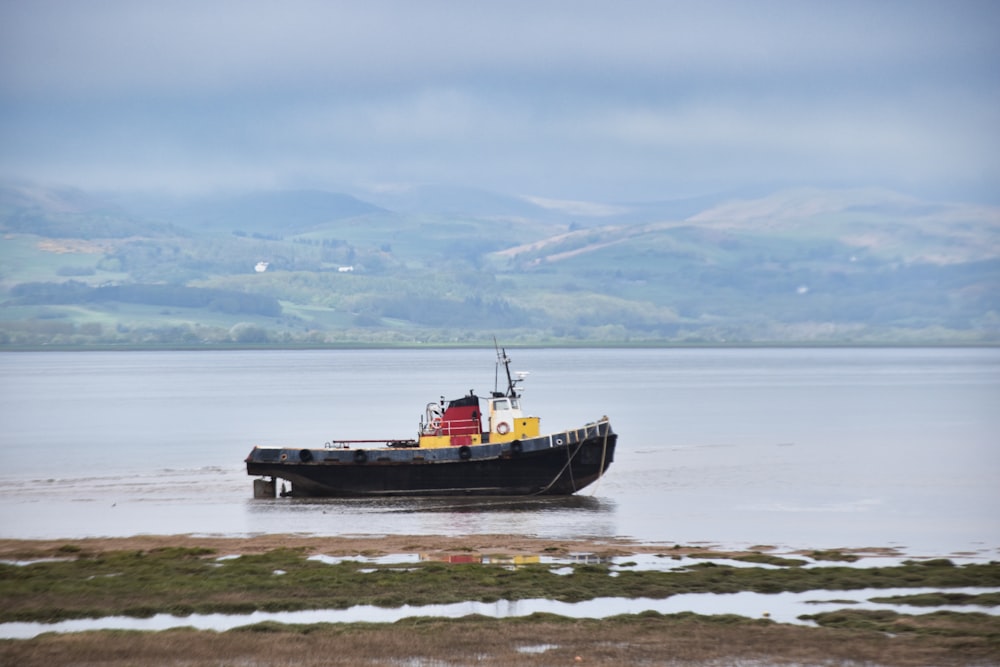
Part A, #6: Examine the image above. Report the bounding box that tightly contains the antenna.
[493,337,501,395]
[493,337,518,398]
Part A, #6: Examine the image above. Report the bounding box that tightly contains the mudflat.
[1,534,997,667]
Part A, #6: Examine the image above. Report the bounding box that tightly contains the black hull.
[246,420,616,497]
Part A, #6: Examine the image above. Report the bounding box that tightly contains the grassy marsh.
[1,537,998,666]
[1,546,998,623]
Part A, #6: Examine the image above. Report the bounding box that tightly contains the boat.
[245,345,617,497]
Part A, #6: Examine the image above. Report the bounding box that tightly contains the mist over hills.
[109,189,386,236]
[1,181,997,347]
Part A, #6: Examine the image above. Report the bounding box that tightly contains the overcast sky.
[1,0,998,202]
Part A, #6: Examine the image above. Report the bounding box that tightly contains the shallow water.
[1,347,998,556]
[2,585,998,639]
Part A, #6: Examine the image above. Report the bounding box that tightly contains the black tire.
[299,449,313,463]
[354,450,368,464]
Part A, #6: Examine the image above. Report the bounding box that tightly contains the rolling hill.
[1,182,997,347]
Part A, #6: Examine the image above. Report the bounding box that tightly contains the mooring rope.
[532,438,584,496]
[587,418,611,496]
[533,418,611,496]
[566,435,578,491]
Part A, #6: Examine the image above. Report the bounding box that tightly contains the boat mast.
[493,338,518,398]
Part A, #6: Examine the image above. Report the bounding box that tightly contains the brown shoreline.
[0,533,906,561]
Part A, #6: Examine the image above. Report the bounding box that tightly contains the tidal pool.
[3,586,998,640]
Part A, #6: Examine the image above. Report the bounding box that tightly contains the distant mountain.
[0,182,175,238]
[686,187,1000,264]
[488,188,999,342]
[355,184,566,222]
[108,189,386,236]
[0,182,117,214]
[355,184,782,228]
[494,188,1000,267]
[2,182,998,346]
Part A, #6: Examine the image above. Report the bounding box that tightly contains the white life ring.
[496,421,511,435]
[430,417,442,429]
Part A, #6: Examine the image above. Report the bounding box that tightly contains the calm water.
[0,347,997,556]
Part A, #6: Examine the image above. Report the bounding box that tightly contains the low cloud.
[1,1,997,200]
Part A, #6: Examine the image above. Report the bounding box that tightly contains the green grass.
[2,547,999,624]
[0,301,284,333]
[809,550,861,562]
[869,592,1000,607]
[802,608,1000,638]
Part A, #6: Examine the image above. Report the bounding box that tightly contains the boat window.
[494,399,509,411]
[510,399,519,410]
